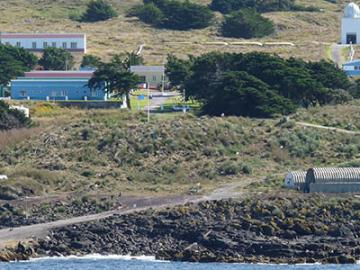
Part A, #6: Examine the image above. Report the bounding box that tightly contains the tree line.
[166,52,353,117]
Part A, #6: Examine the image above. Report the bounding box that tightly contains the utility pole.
[147,83,150,123]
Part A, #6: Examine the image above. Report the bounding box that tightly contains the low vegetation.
[210,0,319,13]
[0,102,360,199]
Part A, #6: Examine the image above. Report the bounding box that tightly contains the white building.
[341,3,360,44]
[0,33,87,53]
[130,65,168,89]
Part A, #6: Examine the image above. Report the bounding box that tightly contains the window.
[20,90,27,97]
[152,75,157,81]
[52,42,57,48]
[5,42,10,46]
[90,90,98,97]
[62,42,67,49]
[16,42,21,47]
[139,76,146,82]
[43,42,48,48]
[70,42,77,49]
[59,90,67,97]
[32,42,37,49]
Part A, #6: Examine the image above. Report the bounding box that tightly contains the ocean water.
[0,256,358,270]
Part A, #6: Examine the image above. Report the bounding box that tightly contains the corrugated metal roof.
[284,171,307,188]
[130,66,165,73]
[306,167,360,183]
[287,171,307,184]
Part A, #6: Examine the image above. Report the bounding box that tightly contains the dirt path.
[296,121,360,135]
[331,44,343,67]
[0,180,250,249]
[0,194,197,249]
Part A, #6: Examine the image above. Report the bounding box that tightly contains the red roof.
[0,33,85,39]
[24,71,94,78]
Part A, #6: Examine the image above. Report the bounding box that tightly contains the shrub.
[81,0,118,22]
[129,3,164,25]
[0,101,32,130]
[221,9,275,39]
[210,0,317,13]
[130,0,214,30]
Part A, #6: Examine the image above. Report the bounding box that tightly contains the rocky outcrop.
[33,196,360,264]
[0,242,36,262]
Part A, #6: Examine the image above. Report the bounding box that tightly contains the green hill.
[0,0,344,63]
[1,102,360,199]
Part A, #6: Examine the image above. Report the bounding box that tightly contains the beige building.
[130,66,168,89]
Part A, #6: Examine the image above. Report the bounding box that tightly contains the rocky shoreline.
[1,196,360,264]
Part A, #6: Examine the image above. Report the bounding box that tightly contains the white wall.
[1,36,86,52]
[341,18,360,44]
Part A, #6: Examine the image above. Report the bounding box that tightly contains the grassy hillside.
[0,0,346,63]
[0,102,360,199]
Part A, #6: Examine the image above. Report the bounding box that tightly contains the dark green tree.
[88,56,140,109]
[129,0,213,30]
[167,52,351,117]
[202,71,295,117]
[81,54,102,68]
[39,47,74,70]
[221,9,275,39]
[165,54,193,89]
[0,100,32,130]
[81,0,118,22]
[110,52,144,70]
[210,0,299,13]
[0,44,37,86]
[129,3,164,25]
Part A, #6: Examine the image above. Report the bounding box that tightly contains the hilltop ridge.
[0,0,343,62]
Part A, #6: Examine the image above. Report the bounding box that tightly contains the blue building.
[343,59,360,76]
[11,71,106,101]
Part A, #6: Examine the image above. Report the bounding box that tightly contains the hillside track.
[0,181,248,249]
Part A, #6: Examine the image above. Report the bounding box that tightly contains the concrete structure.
[341,3,360,44]
[0,33,86,53]
[130,66,168,89]
[284,171,307,190]
[11,70,106,101]
[304,167,360,193]
[343,59,360,76]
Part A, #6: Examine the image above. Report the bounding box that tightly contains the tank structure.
[304,167,360,193]
[284,171,307,190]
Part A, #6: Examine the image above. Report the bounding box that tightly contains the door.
[347,33,357,44]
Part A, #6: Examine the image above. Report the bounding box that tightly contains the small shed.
[304,167,360,193]
[284,171,307,190]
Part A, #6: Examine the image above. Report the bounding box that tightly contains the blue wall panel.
[11,79,106,101]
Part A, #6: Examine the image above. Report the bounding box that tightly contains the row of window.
[19,89,102,97]
[7,41,78,49]
[138,75,165,82]
[354,65,360,70]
